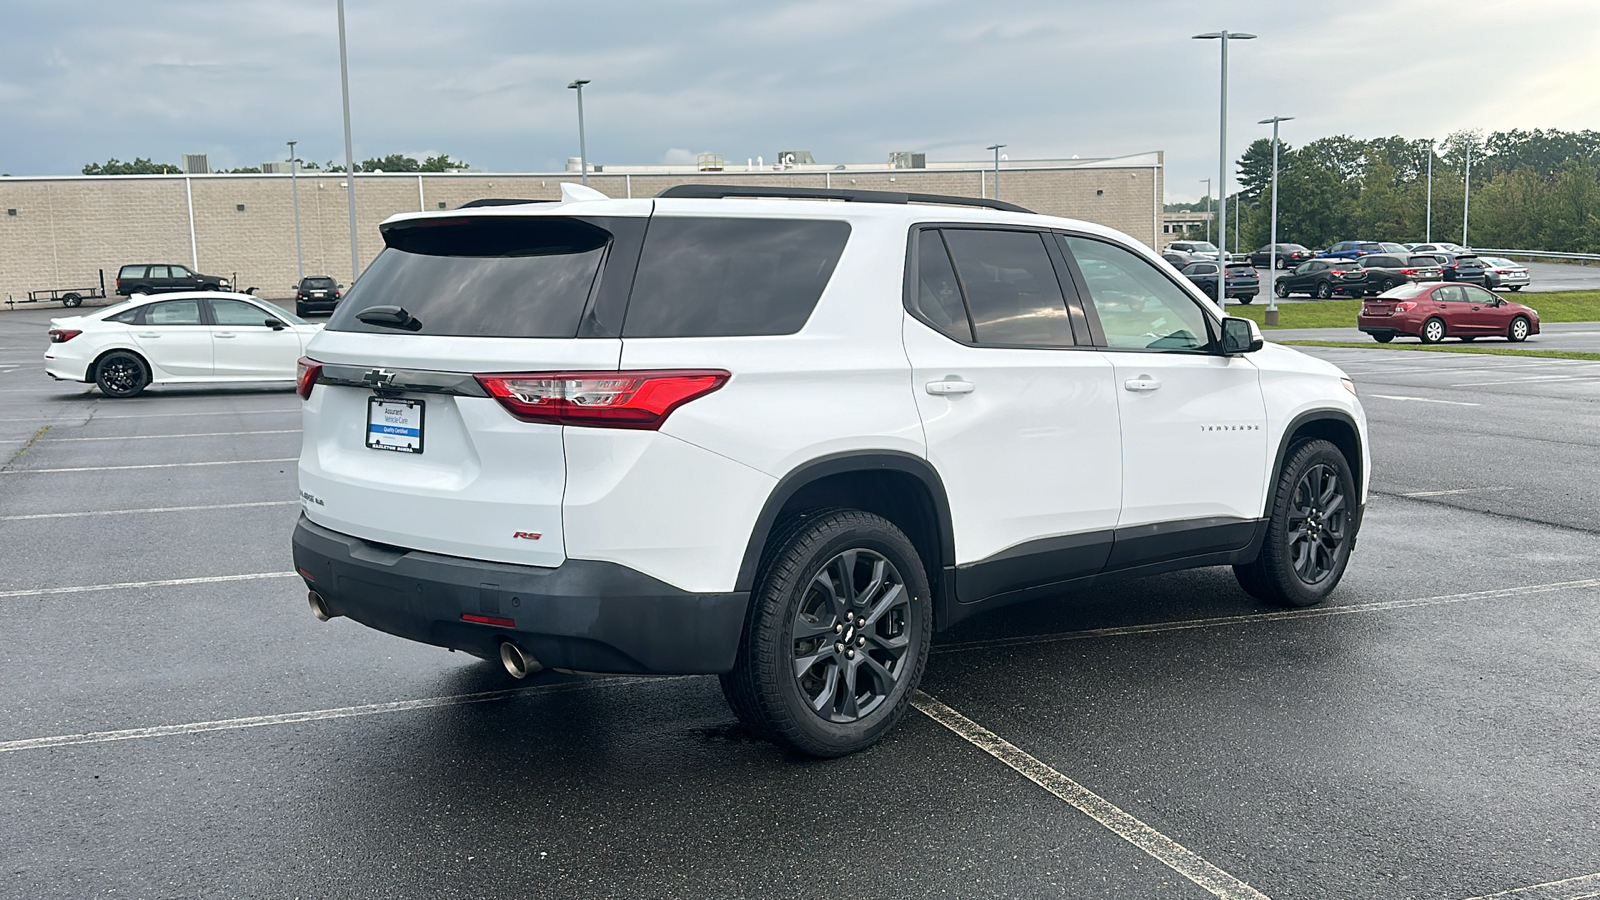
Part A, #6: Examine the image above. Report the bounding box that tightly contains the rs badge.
[512,532,542,540]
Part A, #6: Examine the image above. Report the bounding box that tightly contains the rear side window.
[328,216,612,338]
[941,229,1075,347]
[143,299,203,325]
[119,265,147,279]
[911,231,973,342]
[623,218,850,338]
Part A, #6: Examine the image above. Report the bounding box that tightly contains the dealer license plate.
[366,397,424,453]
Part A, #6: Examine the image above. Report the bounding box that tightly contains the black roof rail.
[455,198,556,209]
[655,183,1033,215]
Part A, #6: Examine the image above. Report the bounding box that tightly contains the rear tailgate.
[298,207,647,568]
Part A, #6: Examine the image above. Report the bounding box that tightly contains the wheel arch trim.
[1269,408,1364,518]
[733,450,955,594]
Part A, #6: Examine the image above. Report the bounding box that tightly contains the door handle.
[215,332,236,338]
[1124,376,1162,392]
[135,332,160,338]
[925,379,975,396]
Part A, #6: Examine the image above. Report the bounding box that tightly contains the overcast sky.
[3,0,1597,201]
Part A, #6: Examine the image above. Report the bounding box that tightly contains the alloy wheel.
[1287,463,1348,585]
[1511,318,1529,341]
[100,357,143,395]
[791,549,911,724]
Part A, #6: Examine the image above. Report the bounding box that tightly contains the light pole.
[568,79,591,186]
[1259,116,1294,327]
[1194,30,1256,315]
[336,0,359,285]
[1463,143,1472,247]
[288,140,303,281]
[1425,139,1434,243]
[1201,178,1212,244]
[987,144,1007,200]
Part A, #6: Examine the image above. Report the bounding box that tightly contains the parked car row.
[1162,237,1534,300]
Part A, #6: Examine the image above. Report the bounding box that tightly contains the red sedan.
[1358,281,1540,344]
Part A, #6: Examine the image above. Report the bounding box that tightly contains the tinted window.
[942,229,1074,347]
[1359,243,1383,252]
[1408,256,1440,266]
[119,265,147,279]
[170,265,191,277]
[1063,235,1210,352]
[302,277,337,288]
[624,218,849,338]
[147,266,171,279]
[108,308,142,324]
[1187,263,1218,275]
[211,298,277,326]
[144,299,202,325]
[329,216,611,338]
[911,231,972,342]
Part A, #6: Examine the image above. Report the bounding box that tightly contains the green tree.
[419,154,469,172]
[82,157,178,175]
[359,154,421,173]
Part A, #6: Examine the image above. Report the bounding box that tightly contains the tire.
[1460,336,1476,342]
[296,303,308,318]
[62,293,83,308]
[1274,280,1289,299]
[1315,282,1332,300]
[95,351,151,398]
[719,509,932,757]
[1234,439,1357,608]
[1509,316,1531,343]
[1373,333,1394,343]
[1381,279,1397,294]
[1420,317,1446,344]
[1510,285,1523,292]
[1237,295,1254,305]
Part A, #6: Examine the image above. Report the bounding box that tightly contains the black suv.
[1420,252,1488,285]
[292,276,344,316]
[116,264,230,296]
[1248,243,1314,269]
[1179,259,1260,302]
[1276,258,1363,299]
[1350,254,1444,295]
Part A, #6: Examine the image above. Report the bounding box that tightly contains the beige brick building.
[0,153,1161,306]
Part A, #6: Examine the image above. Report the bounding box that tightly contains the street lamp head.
[1257,116,1295,125]
[1193,31,1255,40]
[567,79,590,89]
[986,144,1007,151]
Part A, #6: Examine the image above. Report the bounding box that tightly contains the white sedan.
[44,292,323,398]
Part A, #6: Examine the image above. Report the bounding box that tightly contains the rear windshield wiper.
[356,305,422,332]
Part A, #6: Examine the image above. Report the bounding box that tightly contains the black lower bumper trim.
[292,516,749,675]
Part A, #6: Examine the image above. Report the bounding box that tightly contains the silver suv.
[293,184,1368,756]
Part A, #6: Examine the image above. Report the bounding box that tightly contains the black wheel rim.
[1287,463,1348,585]
[101,357,142,394]
[791,549,911,724]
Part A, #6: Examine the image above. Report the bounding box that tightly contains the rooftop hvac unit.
[261,161,292,174]
[776,150,814,168]
[697,153,725,172]
[889,152,926,169]
[182,153,210,175]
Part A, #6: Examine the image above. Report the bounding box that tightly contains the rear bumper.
[292,516,750,675]
[296,297,339,312]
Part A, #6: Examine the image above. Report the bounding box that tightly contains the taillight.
[1399,268,1417,275]
[48,329,82,343]
[333,290,341,299]
[296,357,322,400]
[1395,302,1418,312]
[475,370,730,430]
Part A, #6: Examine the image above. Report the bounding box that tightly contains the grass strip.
[1230,289,1600,329]
[1277,340,1600,361]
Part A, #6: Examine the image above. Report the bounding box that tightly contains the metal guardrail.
[1476,248,1600,262]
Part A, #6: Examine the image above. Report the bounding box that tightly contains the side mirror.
[337,284,345,289]
[1221,316,1263,355]
[266,318,286,330]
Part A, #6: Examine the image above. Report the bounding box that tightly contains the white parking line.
[9,408,301,423]
[1368,394,1481,406]
[46,429,300,442]
[0,500,298,522]
[0,571,295,599]
[1461,871,1600,899]
[913,692,1271,900]
[1400,487,1512,498]
[933,578,1600,655]
[1450,375,1582,387]
[0,457,296,475]
[0,682,609,755]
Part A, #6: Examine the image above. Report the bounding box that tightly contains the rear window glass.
[1408,256,1441,266]
[302,277,336,288]
[622,217,849,338]
[327,217,610,338]
[119,265,147,278]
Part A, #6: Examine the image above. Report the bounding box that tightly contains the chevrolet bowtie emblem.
[363,369,395,387]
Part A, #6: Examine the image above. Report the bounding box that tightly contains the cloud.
[0,0,1596,199]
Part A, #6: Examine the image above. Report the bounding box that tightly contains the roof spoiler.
[656,183,1033,214]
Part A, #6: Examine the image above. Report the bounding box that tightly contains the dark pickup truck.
[115,263,230,296]
[1350,254,1444,296]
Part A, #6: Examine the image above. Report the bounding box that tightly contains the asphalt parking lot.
[2,306,1598,900]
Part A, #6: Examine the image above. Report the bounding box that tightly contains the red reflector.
[297,567,316,582]
[48,329,83,343]
[296,356,322,400]
[476,369,731,430]
[462,613,516,628]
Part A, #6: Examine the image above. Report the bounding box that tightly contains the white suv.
[293,184,1368,757]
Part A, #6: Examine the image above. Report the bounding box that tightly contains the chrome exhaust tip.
[499,642,542,679]
[307,590,336,622]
